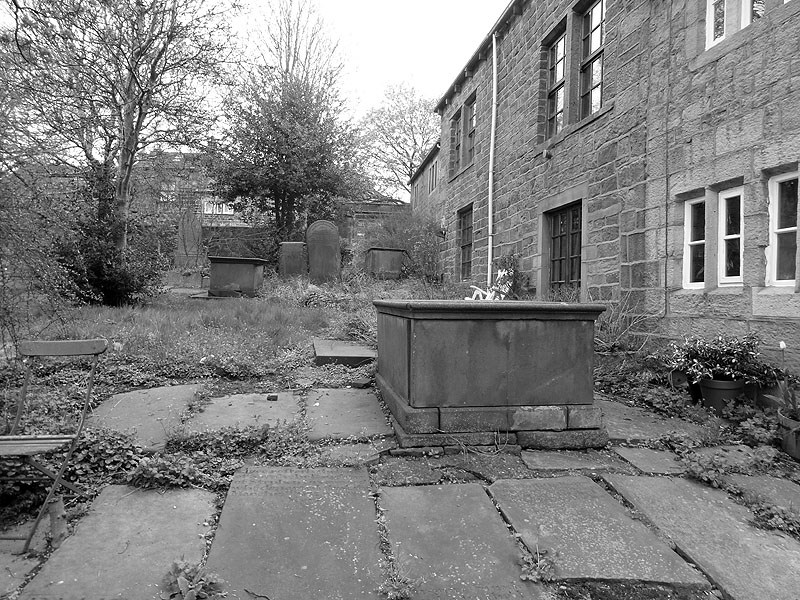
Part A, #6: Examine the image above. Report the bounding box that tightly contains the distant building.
[417,0,800,364]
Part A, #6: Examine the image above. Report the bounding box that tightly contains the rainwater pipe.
[487,32,499,289]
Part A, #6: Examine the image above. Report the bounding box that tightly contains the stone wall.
[424,0,800,368]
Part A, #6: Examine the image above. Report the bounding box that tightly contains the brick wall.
[425,0,800,367]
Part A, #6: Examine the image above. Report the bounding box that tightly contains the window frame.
[717,187,744,286]
[706,0,727,47]
[766,171,799,287]
[548,202,582,291]
[428,161,438,193]
[741,0,765,26]
[546,32,566,138]
[451,110,463,175]
[579,0,605,119]
[465,96,477,165]
[457,204,474,280]
[683,197,707,289]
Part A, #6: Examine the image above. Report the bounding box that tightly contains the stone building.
[412,0,800,364]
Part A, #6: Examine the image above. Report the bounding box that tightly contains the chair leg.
[25,458,86,496]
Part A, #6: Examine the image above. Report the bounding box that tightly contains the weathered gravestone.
[306,220,340,283]
[279,241,307,278]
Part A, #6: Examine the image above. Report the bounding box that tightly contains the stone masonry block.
[509,406,567,431]
[439,406,509,433]
[379,377,439,434]
[567,405,604,429]
[392,419,518,449]
[517,429,609,450]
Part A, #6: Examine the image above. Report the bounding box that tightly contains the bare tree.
[362,83,441,200]
[3,0,237,250]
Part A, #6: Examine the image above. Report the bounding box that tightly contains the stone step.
[380,483,539,599]
[604,474,800,600]
[89,384,201,452]
[205,466,382,600]
[20,485,214,600]
[306,388,393,441]
[490,476,708,587]
[312,338,376,367]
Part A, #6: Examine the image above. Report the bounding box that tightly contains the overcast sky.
[242,0,511,115]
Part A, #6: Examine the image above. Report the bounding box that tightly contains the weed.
[519,548,557,583]
[162,560,226,600]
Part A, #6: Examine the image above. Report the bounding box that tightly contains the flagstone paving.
[722,474,800,512]
[613,446,686,474]
[520,449,630,473]
[596,397,706,442]
[185,391,299,432]
[604,474,800,600]
[490,476,709,587]
[205,466,382,600]
[380,484,540,599]
[19,485,214,600]
[89,383,202,451]
[306,388,393,441]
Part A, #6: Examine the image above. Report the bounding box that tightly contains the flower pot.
[777,409,800,462]
[698,379,745,416]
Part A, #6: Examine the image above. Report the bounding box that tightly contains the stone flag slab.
[613,447,685,474]
[520,450,627,472]
[205,467,381,600]
[490,477,708,587]
[723,474,800,511]
[306,388,393,441]
[380,484,538,599]
[313,338,377,367]
[306,220,340,283]
[185,392,299,432]
[604,475,800,600]
[90,384,201,451]
[20,485,214,600]
[596,398,704,442]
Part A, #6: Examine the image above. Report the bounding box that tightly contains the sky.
[240,0,512,115]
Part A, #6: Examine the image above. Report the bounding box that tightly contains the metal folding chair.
[0,338,107,553]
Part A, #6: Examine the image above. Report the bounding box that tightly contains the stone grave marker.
[380,484,536,599]
[306,220,340,283]
[205,466,382,600]
[279,241,307,278]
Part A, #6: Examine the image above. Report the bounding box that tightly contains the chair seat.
[0,435,75,456]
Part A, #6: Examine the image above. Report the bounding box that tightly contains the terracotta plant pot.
[777,408,800,462]
[698,379,745,416]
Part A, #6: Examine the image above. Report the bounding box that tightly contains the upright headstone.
[279,241,307,278]
[306,220,340,283]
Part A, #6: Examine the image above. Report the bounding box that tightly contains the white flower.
[780,341,787,350]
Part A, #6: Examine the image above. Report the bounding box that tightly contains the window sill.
[754,285,797,296]
[674,285,744,295]
[448,161,475,183]
[538,103,615,156]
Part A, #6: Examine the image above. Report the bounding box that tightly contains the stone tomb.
[375,300,608,449]
[205,467,382,600]
[306,220,340,283]
[208,255,269,297]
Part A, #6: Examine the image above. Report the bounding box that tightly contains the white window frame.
[428,161,438,193]
[202,197,235,216]
[706,0,727,48]
[741,0,765,27]
[683,198,706,289]
[766,171,798,287]
[718,187,744,286]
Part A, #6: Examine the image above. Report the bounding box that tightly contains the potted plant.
[668,333,781,416]
[765,342,800,461]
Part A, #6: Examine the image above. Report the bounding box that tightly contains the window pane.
[690,202,705,242]
[725,195,741,235]
[724,238,741,277]
[591,27,602,53]
[555,57,564,82]
[690,244,705,283]
[713,0,725,40]
[776,232,797,280]
[778,178,798,230]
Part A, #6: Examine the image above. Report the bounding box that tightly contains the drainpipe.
[487,32,499,289]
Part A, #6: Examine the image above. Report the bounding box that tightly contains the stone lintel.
[509,406,567,431]
[567,405,604,429]
[517,429,609,450]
